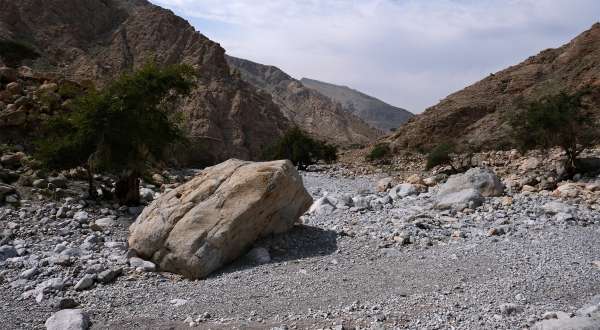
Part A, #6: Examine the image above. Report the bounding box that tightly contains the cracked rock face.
[128,159,313,279]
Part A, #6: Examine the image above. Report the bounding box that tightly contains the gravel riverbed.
[1,171,599,329]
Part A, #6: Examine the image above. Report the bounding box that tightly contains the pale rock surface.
[128,159,312,279]
[45,309,90,330]
[435,167,504,210]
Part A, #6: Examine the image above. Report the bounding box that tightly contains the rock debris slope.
[227,56,382,146]
[0,0,290,164]
[301,77,413,132]
[388,23,600,152]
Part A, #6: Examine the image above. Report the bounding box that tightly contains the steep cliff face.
[300,78,413,133]
[388,23,600,152]
[0,0,290,164]
[226,56,381,146]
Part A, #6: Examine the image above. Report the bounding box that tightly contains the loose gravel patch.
[1,171,599,329]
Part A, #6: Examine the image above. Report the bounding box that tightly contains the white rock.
[73,211,89,223]
[129,257,156,272]
[389,184,419,200]
[308,197,336,215]
[45,309,90,330]
[140,188,155,202]
[94,217,116,228]
[542,201,575,215]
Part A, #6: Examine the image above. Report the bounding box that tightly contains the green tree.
[263,127,338,168]
[426,143,455,170]
[510,91,598,177]
[0,40,39,67]
[366,143,390,162]
[36,62,195,205]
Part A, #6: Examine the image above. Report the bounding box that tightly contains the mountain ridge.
[226,55,382,146]
[387,22,600,152]
[0,0,290,165]
[300,78,413,132]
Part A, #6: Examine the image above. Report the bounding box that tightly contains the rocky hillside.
[388,23,600,152]
[300,78,413,132]
[226,56,381,146]
[0,0,290,165]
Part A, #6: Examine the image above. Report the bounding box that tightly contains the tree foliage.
[263,127,338,168]
[366,143,390,162]
[36,62,195,204]
[0,40,39,67]
[426,143,455,170]
[510,90,598,176]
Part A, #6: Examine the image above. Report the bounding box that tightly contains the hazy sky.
[151,0,600,113]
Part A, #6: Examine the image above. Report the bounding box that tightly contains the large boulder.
[435,167,504,210]
[128,159,312,279]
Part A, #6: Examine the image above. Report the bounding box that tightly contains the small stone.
[129,257,156,272]
[0,245,17,261]
[499,303,523,315]
[52,297,79,311]
[170,298,188,307]
[542,312,558,320]
[48,175,68,189]
[93,217,116,229]
[487,227,505,236]
[74,274,95,291]
[20,267,38,279]
[73,211,89,223]
[97,268,122,284]
[45,309,90,330]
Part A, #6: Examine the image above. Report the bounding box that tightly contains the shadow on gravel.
[209,224,338,278]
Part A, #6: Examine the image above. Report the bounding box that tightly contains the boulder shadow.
[208,224,338,278]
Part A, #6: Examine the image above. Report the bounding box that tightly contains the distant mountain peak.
[227,55,382,146]
[300,78,413,132]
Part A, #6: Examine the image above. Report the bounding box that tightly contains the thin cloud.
[152,0,600,112]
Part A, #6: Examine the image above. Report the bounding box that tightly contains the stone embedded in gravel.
[73,211,89,223]
[170,299,188,307]
[245,247,271,264]
[499,303,523,315]
[45,309,90,330]
[308,197,336,215]
[32,179,48,188]
[48,175,68,189]
[51,297,79,311]
[20,267,38,279]
[92,217,116,229]
[542,201,575,214]
[139,188,155,202]
[0,244,17,261]
[74,274,95,291]
[97,268,122,284]
[37,278,65,292]
[435,167,504,210]
[389,183,419,200]
[440,167,505,196]
[435,188,483,210]
[129,257,156,272]
[351,196,371,210]
[376,177,394,192]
